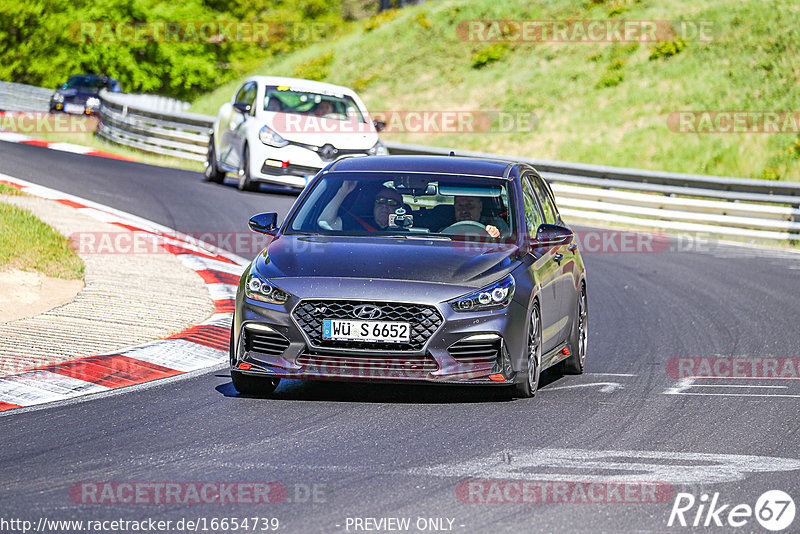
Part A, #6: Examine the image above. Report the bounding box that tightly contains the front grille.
[292,300,443,352]
[244,328,291,356]
[447,336,502,365]
[260,162,320,177]
[297,350,437,376]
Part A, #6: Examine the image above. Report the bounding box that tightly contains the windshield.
[263,86,365,122]
[287,172,516,242]
[63,76,105,91]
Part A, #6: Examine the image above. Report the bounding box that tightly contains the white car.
[205,76,388,190]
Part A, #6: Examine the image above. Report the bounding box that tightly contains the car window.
[263,86,365,123]
[529,173,557,225]
[243,83,257,110]
[63,76,105,92]
[234,83,249,105]
[521,175,544,236]
[287,172,515,242]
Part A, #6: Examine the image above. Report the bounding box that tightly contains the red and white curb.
[0,175,246,412]
[0,129,135,161]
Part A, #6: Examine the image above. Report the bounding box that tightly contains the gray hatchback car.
[230,155,587,398]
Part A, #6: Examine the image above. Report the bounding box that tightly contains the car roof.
[244,76,359,98]
[326,155,515,178]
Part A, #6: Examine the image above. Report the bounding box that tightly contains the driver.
[314,100,335,117]
[453,195,508,238]
[318,182,404,231]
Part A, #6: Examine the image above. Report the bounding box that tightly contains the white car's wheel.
[237,145,258,192]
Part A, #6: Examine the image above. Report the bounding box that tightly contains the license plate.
[322,319,410,343]
[64,103,84,114]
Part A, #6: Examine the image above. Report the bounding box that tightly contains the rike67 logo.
[668,490,795,531]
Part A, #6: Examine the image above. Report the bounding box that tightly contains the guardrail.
[386,142,800,242]
[0,81,52,112]
[96,91,213,162]
[89,93,800,242]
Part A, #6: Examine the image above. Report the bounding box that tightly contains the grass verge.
[0,201,84,279]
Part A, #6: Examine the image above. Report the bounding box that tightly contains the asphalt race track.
[2,140,800,533]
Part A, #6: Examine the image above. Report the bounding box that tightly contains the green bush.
[649,39,688,60]
[363,8,401,32]
[471,43,509,69]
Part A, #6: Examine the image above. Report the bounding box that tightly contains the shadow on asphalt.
[213,367,565,404]
[208,175,301,197]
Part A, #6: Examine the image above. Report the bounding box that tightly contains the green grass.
[0,184,25,196]
[190,0,800,181]
[0,202,84,279]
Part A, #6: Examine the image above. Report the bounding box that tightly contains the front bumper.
[250,143,375,188]
[232,289,528,386]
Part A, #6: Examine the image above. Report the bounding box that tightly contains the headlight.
[245,271,291,304]
[367,140,389,156]
[52,93,64,103]
[85,97,100,108]
[259,125,289,148]
[449,274,515,312]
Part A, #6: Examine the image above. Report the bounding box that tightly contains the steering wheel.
[441,220,488,234]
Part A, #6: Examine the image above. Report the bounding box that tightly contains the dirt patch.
[0,269,84,322]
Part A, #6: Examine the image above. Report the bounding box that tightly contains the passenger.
[452,195,509,238]
[318,182,404,231]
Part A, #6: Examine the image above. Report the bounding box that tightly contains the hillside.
[191,0,800,180]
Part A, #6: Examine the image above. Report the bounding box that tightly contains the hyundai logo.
[353,304,382,320]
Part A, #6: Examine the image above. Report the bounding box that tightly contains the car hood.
[254,235,521,291]
[55,89,98,101]
[263,112,378,149]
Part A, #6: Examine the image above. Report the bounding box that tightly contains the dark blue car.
[50,74,122,115]
[231,155,588,398]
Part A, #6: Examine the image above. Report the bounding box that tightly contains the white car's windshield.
[263,86,365,123]
[287,172,515,241]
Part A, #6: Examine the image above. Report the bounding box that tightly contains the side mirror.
[249,212,278,234]
[534,224,573,247]
[373,120,386,132]
[233,102,251,115]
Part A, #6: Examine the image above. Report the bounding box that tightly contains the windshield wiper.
[383,234,452,241]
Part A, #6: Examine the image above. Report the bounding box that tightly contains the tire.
[204,135,225,183]
[563,284,588,374]
[237,144,258,191]
[230,370,280,396]
[513,304,541,398]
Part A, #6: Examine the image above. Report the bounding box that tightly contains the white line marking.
[542,382,623,393]
[47,142,94,154]
[670,392,800,398]
[585,372,637,377]
[0,131,33,142]
[414,449,800,484]
[663,378,695,395]
[688,384,788,389]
